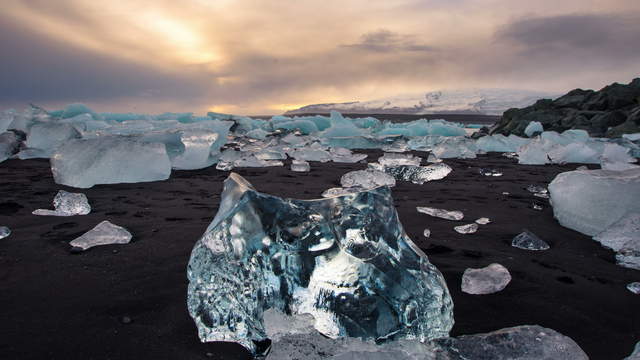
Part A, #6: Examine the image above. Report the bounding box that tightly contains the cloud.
[343,29,437,52]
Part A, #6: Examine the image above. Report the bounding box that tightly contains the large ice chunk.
[625,342,640,360]
[69,221,132,251]
[329,147,367,163]
[461,263,511,295]
[548,168,640,235]
[170,130,219,170]
[370,162,452,185]
[378,153,421,167]
[51,137,172,188]
[340,169,396,189]
[186,173,453,356]
[33,190,91,216]
[19,122,81,159]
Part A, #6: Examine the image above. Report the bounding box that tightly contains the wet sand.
[0,151,638,360]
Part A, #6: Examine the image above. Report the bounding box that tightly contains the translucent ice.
[0,131,22,162]
[476,134,529,153]
[321,187,365,198]
[431,137,477,159]
[291,159,310,172]
[186,173,453,356]
[20,122,81,159]
[423,229,431,238]
[416,207,464,221]
[69,221,132,251]
[616,249,640,270]
[548,168,640,235]
[0,226,10,239]
[454,223,478,234]
[170,130,219,170]
[524,121,543,137]
[479,168,502,176]
[371,163,452,185]
[51,137,172,188]
[512,230,550,250]
[33,190,91,216]
[340,169,396,189]
[627,282,640,295]
[461,263,511,295]
[288,147,332,162]
[475,217,491,225]
[378,153,421,167]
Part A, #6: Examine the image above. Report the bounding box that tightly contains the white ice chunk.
[291,160,310,172]
[20,122,81,159]
[321,187,365,198]
[627,282,640,295]
[475,217,491,225]
[51,137,172,188]
[329,147,368,163]
[69,221,132,251]
[423,229,431,238]
[0,131,22,162]
[340,169,396,189]
[378,153,421,167]
[548,168,640,235]
[33,190,91,216]
[524,121,543,137]
[512,230,550,250]
[454,223,478,234]
[600,143,638,171]
[461,263,511,295]
[417,206,464,221]
[0,226,10,239]
[593,213,640,252]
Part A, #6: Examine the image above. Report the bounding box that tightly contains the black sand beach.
[1,149,638,360]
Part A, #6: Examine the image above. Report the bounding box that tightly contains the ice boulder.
[33,190,91,216]
[51,137,172,188]
[187,173,453,356]
[548,168,640,235]
[369,163,452,185]
[19,122,81,159]
[524,121,543,137]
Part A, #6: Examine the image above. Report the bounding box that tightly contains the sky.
[0,0,639,115]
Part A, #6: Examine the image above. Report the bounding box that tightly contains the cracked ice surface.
[416,207,464,221]
[340,169,396,189]
[186,173,453,356]
[33,190,91,216]
[69,221,132,251]
[461,263,511,295]
[0,226,10,239]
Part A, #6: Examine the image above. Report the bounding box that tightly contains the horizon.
[1,0,639,115]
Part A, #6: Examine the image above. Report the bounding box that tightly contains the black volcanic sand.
[1,152,638,360]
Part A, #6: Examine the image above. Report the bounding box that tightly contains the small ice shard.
[370,162,452,185]
[340,169,396,189]
[502,152,518,159]
[512,230,550,250]
[321,187,364,198]
[329,147,368,163]
[417,206,464,221]
[524,121,544,137]
[479,168,502,176]
[592,213,640,252]
[461,263,511,295]
[532,202,544,211]
[0,226,10,239]
[51,137,171,188]
[186,173,453,356]
[69,221,132,251]
[576,165,588,170]
[454,223,478,234]
[290,159,310,172]
[32,190,91,216]
[616,249,640,270]
[423,229,431,238]
[432,325,588,360]
[378,153,421,167]
[548,168,640,236]
[627,282,640,294]
[526,184,549,198]
[475,217,491,225]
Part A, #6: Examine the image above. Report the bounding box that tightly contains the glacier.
[186,173,453,356]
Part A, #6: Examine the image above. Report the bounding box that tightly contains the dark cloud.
[343,29,436,52]
[0,18,212,108]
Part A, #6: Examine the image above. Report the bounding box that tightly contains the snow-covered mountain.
[285,89,558,116]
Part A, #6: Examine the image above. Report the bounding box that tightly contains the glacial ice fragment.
[423,229,431,238]
[340,169,396,189]
[512,230,550,250]
[616,249,640,270]
[461,263,511,295]
[600,143,637,172]
[454,223,478,234]
[479,168,502,176]
[20,122,81,159]
[370,163,452,185]
[0,226,10,239]
[377,153,421,167]
[548,168,640,236]
[524,121,543,137]
[475,217,491,225]
[69,221,132,251]
[592,213,640,252]
[186,173,453,356]
[170,130,219,170]
[291,159,310,172]
[51,137,172,188]
[416,207,464,221]
[526,184,549,198]
[321,187,365,198]
[627,282,640,295]
[33,190,91,216]
[330,147,368,163]
[0,131,22,163]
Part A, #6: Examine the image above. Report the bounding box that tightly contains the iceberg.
[416,207,464,221]
[512,230,550,250]
[51,137,172,188]
[377,153,421,167]
[20,122,81,159]
[340,169,396,189]
[69,221,132,251]
[0,226,10,239]
[33,190,91,216]
[548,168,640,236]
[461,263,511,295]
[454,223,478,234]
[186,173,453,356]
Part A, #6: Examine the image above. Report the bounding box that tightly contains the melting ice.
[33,190,91,216]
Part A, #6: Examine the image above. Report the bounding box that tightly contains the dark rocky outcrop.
[491,78,640,137]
